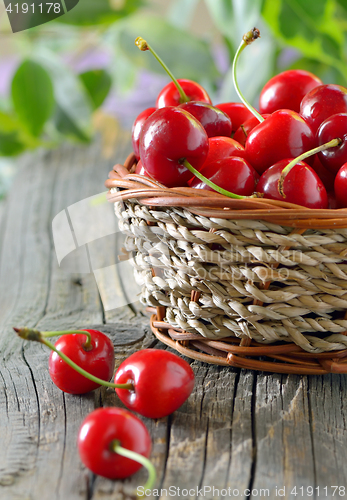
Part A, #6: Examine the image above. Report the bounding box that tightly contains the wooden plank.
[1,136,347,500]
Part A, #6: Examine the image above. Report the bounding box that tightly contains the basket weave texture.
[105,153,347,374]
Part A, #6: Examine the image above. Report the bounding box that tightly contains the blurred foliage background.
[0,0,347,196]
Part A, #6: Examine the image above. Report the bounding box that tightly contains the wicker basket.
[105,153,347,374]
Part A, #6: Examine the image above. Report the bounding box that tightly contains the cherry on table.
[48,329,115,394]
[77,407,153,480]
[114,349,195,419]
[259,69,322,114]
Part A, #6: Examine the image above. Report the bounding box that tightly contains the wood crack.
[247,372,258,499]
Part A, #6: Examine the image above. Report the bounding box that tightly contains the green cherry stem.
[41,329,92,349]
[13,327,133,391]
[278,137,342,197]
[232,28,264,123]
[135,36,189,103]
[112,440,157,497]
[183,159,255,199]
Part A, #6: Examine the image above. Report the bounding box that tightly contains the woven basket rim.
[105,153,347,228]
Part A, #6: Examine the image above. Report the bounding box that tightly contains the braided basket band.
[105,153,347,374]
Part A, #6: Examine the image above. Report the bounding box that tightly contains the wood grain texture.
[0,138,347,500]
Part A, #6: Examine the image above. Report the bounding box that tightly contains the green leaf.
[0,132,25,156]
[262,0,347,81]
[11,60,55,137]
[110,14,219,84]
[79,70,112,110]
[57,0,144,26]
[34,49,93,142]
[54,105,90,142]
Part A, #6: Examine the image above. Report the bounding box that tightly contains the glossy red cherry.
[139,106,209,187]
[48,329,115,394]
[233,115,269,147]
[311,155,336,192]
[190,156,259,196]
[156,79,211,108]
[134,159,154,179]
[257,159,328,209]
[334,163,347,208]
[114,349,195,419]
[78,407,151,479]
[215,102,254,132]
[131,107,156,160]
[300,84,347,134]
[316,113,347,173]
[245,110,315,174]
[198,136,245,171]
[259,69,322,114]
[178,101,232,138]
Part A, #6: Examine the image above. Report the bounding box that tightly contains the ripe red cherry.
[178,101,232,138]
[233,115,269,147]
[300,84,347,134]
[257,159,328,209]
[48,330,115,394]
[139,106,209,187]
[316,113,347,173]
[78,407,151,479]
[215,102,254,132]
[334,163,347,208]
[197,136,245,171]
[134,159,154,179]
[131,107,156,160]
[259,69,322,114]
[190,156,259,196]
[245,110,315,174]
[311,156,336,192]
[114,349,195,419]
[156,78,211,108]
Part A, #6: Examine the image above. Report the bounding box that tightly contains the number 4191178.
[6,3,61,14]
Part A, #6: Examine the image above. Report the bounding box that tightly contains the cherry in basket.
[135,36,211,107]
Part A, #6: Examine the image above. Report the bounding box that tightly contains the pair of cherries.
[14,326,195,487]
[131,30,347,210]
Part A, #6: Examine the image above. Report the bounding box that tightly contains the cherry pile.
[131,29,347,210]
[14,326,195,492]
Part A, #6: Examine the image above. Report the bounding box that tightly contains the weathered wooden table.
[1,135,347,500]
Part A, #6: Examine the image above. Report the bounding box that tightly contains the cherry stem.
[232,28,264,123]
[111,440,157,496]
[13,327,134,391]
[278,137,342,197]
[42,329,92,350]
[135,36,189,103]
[183,159,252,199]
